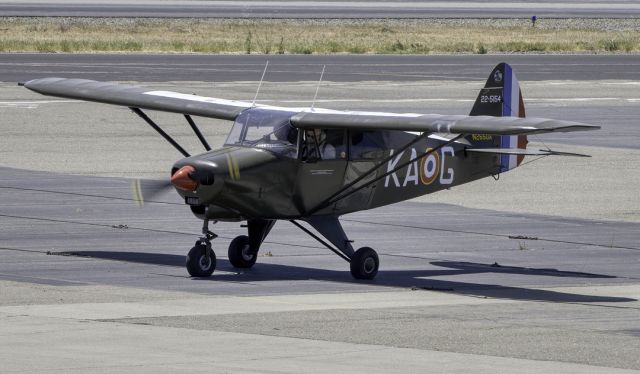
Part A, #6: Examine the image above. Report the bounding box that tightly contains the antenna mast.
[252,60,269,107]
[310,65,326,112]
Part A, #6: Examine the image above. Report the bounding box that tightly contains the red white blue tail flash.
[500,64,527,172]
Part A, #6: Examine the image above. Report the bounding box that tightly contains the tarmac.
[4,0,640,18]
[0,55,639,373]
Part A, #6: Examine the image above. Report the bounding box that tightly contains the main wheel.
[186,243,216,277]
[350,247,379,280]
[228,235,257,268]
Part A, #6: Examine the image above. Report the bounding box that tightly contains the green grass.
[1,17,639,54]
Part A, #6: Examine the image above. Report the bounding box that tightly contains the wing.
[22,77,251,121]
[23,78,600,135]
[290,111,599,135]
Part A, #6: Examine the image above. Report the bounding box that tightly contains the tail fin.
[469,62,528,171]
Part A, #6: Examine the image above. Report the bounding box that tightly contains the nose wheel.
[186,241,216,277]
[186,218,218,277]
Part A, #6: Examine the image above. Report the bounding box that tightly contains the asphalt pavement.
[1,167,639,372]
[5,53,640,83]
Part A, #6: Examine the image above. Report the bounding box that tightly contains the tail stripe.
[500,64,520,172]
[502,64,513,116]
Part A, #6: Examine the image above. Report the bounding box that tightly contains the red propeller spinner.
[171,165,199,191]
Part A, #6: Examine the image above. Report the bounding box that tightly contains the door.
[295,128,347,213]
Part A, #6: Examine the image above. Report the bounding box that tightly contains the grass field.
[1,17,639,54]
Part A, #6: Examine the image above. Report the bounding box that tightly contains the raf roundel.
[419,148,440,185]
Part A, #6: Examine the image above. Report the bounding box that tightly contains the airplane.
[21,63,599,280]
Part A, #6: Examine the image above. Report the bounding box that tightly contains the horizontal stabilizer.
[466,148,591,157]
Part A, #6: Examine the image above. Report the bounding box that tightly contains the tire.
[350,247,379,280]
[186,244,216,277]
[228,235,257,268]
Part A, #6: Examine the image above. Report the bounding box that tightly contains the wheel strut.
[198,218,218,255]
[186,218,220,277]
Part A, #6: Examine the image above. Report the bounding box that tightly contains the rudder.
[469,63,528,171]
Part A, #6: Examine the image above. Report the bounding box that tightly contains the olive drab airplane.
[21,63,599,280]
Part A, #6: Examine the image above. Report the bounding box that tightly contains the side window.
[350,130,387,160]
[301,129,346,161]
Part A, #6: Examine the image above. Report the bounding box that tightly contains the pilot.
[303,128,335,160]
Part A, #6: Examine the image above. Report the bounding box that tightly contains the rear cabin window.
[350,130,388,160]
[349,130,414,160]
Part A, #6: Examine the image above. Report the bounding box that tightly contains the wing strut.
[130,107,190,157]
[305,131,430,216]
[184,114,211,151]
[305,134,464,216]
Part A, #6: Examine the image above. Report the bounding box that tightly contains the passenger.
[303,128,335,160]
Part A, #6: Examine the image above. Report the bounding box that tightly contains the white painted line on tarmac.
[0,100,78,105]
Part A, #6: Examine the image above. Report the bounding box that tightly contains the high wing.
[23,77,600,136]
[22,77,251,121]
[290,111,599,135]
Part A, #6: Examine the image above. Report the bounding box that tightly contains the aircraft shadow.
[60,251,635,304]
[428,261,616,279]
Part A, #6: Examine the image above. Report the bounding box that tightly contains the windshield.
[225,108,298,157]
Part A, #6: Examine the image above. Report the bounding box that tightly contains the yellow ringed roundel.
[419,148,440,185]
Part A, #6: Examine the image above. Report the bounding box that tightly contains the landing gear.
[350,247,379,280]
[291,216,380,280]
[228,235,257,268]
[186,218,218,277]
[227,219,276,270]
[186,218,274,276]
[186,242,216,277]
[187,215,381,280]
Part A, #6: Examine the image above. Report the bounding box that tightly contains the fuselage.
[171,108,505,221]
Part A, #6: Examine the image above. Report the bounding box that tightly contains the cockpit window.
[224,108,298,157]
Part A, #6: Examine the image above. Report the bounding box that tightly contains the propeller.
[131,165,216,206]
[130,178,174,207]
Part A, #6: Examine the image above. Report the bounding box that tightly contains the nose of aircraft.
[170,159,223,207]
[170,165,199,191]
[171,164,216,192]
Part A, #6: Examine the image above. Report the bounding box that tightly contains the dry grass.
[0,17,639,54]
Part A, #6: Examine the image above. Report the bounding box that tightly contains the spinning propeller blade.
[131,179,173,207]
